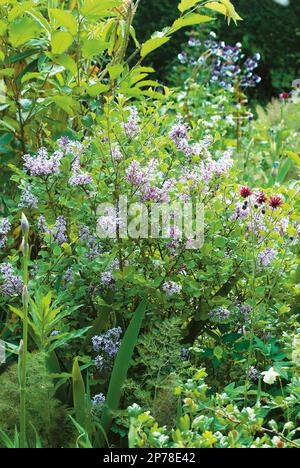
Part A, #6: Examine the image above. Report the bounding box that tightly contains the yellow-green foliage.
[0,352,72,448]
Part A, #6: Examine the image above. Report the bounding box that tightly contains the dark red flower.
[269,195,283,209]
[279,92,290,101]
[256,192,268,204]
[240,186,253,198]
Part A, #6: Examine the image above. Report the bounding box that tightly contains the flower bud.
[21,213,29,236]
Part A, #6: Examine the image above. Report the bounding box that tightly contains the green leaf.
[141,36,170,58]
[48,53,77,75]
[50,95,78,115]
[51,31,73,54]
[205,0,243,24]
[49,8,78,35]
[178,0,202,12]
[9,17,42,47]
[21,72,43,83]
[86,82,109,97]
[80,0,122,19]
[0,68,14,77]
[107,63,123,80]
[81,38,108,59]
[171,13,214,32]
[100,298,147,442]
[0,19,7,35]
[214,346,223,360]
[72,357,86,429]
[48,327,91,352]
[285,150,300,167]
[204,1,227,15]
[26,9,51,39]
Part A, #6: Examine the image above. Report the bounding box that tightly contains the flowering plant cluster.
[0,0,299,450]
[178,31,261,90]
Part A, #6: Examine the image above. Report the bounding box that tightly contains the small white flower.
[273,0,289,6]
[261,367,280,385]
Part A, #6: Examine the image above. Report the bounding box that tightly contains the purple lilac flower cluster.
[23,147,63,176]
[111,146,123,162]
[68,147,92,187]
[92,327,122,372]
[69,172,92,186]
[0,263,23,296]
[0,218,11,249]
[162,281,182,297]
[209,306,231,321]
[126,159,176,202]
[97,207,124,238]
[18,186,38,209]
[169,119,191,156]
[258,248,276,268]
[38,215,68,245]
[122,106,139,139]
[57,137,92,186]
[126,160,145,186]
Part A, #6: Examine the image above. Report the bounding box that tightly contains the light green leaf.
[204,1,227,15]
[48,53,77,75]
[51,31,73,54]
[107,63,123,80]
[49,8,78,36]
[0,68,14,77]
[9,17,42,47]
[285,150,300,167]
[141,36,170,58]
[50,95,78,115]
[26,9,52,39]
[178,0,202,12]
[80,0,122,19]
[172,13,214,33]
[0,20,7,35]
[214,346,223,360]
[87,82,109,97]
[81,38,108,59]
[205,0,243,24]
[21,72,43,83]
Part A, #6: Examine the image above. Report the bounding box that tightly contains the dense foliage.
[0,0,299,449]
[134,0,300,102]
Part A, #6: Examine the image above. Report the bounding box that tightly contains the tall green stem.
[20,214,30,449]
